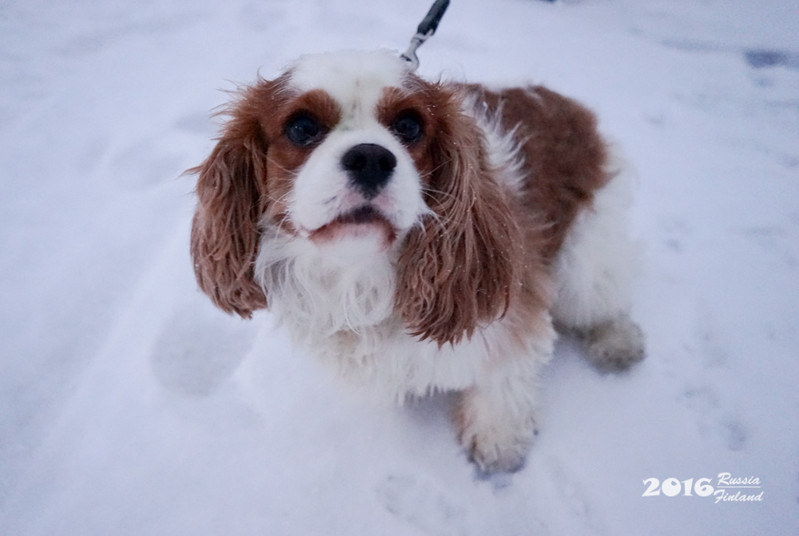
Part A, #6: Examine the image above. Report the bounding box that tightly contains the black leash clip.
[400,0,450,71]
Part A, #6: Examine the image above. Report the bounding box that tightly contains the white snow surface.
[1,0,798,534]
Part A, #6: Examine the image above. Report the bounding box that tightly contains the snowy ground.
[1,0,798,534]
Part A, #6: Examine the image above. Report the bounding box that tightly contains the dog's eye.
[285,113,323,147]
[391,111,423,144]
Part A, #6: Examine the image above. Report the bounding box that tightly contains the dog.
[190,49,645,472]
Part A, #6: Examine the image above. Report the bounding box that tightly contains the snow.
[1,0,797,534]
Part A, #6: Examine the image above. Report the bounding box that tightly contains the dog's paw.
[461,428,531,475]
[455,392,537,474]
[584,315,645,372]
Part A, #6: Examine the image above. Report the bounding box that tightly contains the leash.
[400,0,450,71]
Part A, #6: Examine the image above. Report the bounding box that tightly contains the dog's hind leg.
[550,162,645,372]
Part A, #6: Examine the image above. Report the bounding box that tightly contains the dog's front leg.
[454,336,553,474]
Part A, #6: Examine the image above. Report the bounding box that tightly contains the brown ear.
[190,90,272,318]
[396,95,523,345]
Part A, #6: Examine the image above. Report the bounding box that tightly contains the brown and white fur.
[190,50,645,473]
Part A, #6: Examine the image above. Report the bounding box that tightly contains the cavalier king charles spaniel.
[190,50,645,473]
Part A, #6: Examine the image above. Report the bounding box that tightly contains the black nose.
[341,143,397,199]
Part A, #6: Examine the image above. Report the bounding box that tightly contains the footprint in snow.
[743,49,799,70]
[150,302,257,396]
[376,474,469,536]
[545,460,607,535]
[680,386,748,452]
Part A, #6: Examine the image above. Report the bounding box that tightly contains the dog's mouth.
[308,205,397,245]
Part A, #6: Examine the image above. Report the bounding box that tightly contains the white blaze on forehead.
[288,50,410,126]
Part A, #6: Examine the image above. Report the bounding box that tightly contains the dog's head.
[190,50,522,344]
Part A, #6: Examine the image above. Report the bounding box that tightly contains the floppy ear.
[190,88,273,318]
[396,93,524,345]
